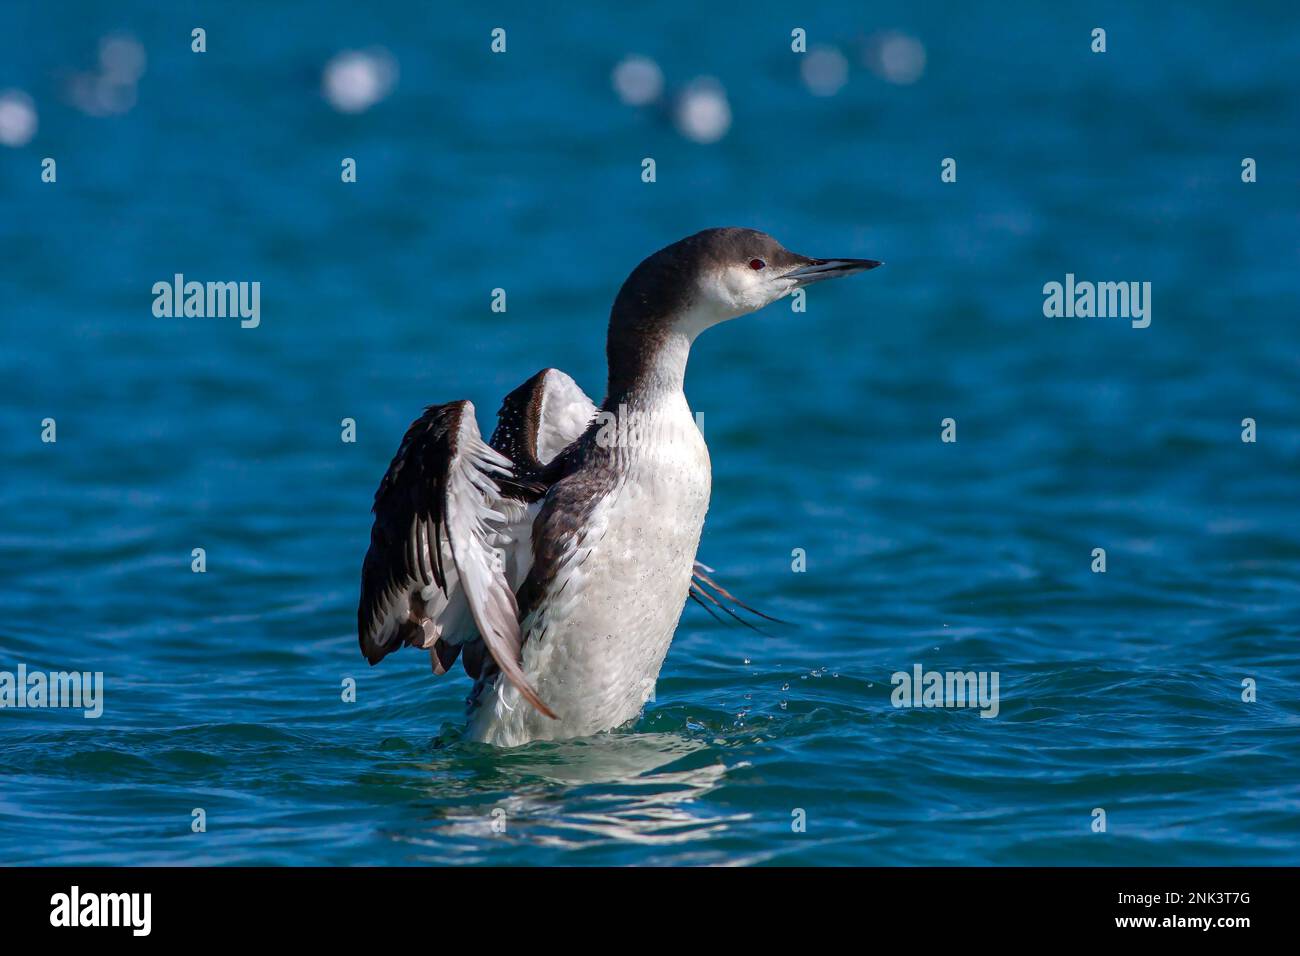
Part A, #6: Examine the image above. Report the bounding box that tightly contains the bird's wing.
[447,368,599,694]
[488,367,598,469]
[358,400,555,718]
[492,370,784,633]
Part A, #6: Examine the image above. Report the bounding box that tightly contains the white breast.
[468,394,710,746]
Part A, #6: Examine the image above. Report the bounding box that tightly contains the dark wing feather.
[489,368,597,470]
[357,400,555,718]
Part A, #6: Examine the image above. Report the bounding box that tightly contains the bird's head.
[606,227,881,395]
[694,227,882,325]
[613,227,881,338]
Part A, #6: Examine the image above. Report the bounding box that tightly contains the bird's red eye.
[749,258,766,270]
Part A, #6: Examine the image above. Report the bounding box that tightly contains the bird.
[357,227,880,747]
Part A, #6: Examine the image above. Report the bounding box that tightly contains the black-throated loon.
[358,227,880,746]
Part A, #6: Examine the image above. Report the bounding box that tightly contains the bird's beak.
[782,257,883,287]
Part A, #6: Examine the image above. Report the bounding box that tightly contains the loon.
[357,227,880,747]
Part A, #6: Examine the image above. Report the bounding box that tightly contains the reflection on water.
[397,733,750,860]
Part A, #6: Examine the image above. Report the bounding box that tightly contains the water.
[2,0,1298,865]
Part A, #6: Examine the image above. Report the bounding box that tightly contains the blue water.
[2,1,1298,865]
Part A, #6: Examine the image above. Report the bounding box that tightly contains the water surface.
[1,0,1298,865]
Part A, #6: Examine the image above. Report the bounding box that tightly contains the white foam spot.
[322,48,398,114]
[801,46,848,97]
[0,90,37,147]
[99,32,147,84]
[68,75,137,117]
[865,31,926,85]
[67,32,146,117]
[674,77,730,144]
[612,55,663,106]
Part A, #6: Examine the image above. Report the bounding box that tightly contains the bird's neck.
[604,323,694,411]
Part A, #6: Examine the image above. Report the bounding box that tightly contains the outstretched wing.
[488,367,598,470]
[358,400,555,718]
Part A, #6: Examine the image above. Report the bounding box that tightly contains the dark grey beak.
[783,257,883,287]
